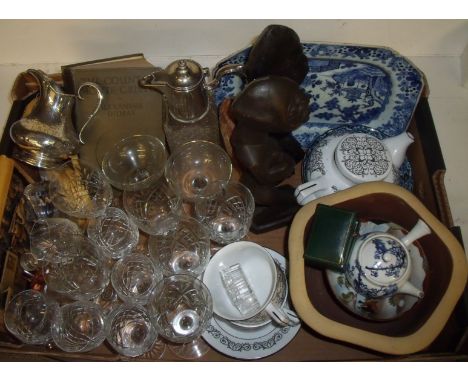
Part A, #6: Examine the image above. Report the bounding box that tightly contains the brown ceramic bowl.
[288,181,467,355]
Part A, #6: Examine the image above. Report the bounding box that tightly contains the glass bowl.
[164,140,232,202]
[51,301,106,353]
[101,135,167,191]
[47,160,113,219]
[4,290,58,345]
[123,178,182,235]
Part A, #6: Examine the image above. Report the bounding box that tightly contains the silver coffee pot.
[139,59,243,123]
[10,69,103,168]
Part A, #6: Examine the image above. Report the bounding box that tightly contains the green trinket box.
[304,203,360,272]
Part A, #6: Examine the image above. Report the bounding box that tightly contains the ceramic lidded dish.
[288,182,467,355]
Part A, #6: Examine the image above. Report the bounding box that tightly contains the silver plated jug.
[10,69,103,168]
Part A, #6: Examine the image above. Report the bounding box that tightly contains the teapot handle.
[294,178,331,205]
[76,82,104,144]
[205,63,246,91]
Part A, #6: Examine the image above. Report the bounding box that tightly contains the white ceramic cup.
[202,241,299,327]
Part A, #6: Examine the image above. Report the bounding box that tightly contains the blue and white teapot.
[345,219,430,300]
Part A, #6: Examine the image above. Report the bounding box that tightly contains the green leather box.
[304,203,360,272]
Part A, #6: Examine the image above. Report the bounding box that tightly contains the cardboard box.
[0,73,466,361]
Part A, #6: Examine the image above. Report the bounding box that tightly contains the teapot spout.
[399,281,424,299]
[401,219,431,247]
[382,131,414,169]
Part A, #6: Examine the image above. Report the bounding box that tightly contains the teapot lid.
[165,59,204,90]
[334,133,392,184]
[358,234,409,286]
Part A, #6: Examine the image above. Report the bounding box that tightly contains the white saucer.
[202,248,301,360]
[326,223,427,321]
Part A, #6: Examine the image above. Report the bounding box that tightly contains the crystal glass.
[51,301,106,353]
[106,303,158,358]
[148,216,210,276]
[23,182,55,221]
[164,140,232,202]
[87,207,139,260]
[111,253,163,305]
[43,235,111,301]
[194,181,255,244]
[4,290,58,345]
[101,135,167,191]
[123,178,182,235]
[93,282,121,317]
[29,218,81,263]
[149,274,213,359]
[47,160,113,219]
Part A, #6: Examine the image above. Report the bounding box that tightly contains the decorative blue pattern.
[213,43,423,150]
[302,125,414,191]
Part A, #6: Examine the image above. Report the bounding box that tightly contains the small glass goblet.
[4,290,58,345]
[123,178,182,235]
[148,216,210,277]
[164,140,232,202]
[105,303,159,358]
[47,160,113,219]
[43,235,111,301]
[51,301,106,353]
[148,274,213,360]
[194,181,255,245]
[87,207,139,260]
[29,217,81,263]
[111,253,163,306]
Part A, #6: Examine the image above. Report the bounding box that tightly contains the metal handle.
[76,82,104,144]
[205,63,245,91]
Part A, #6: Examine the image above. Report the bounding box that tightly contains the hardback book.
[61,54,165,168]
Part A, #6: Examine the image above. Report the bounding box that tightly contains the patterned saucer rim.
[202,247,300,360]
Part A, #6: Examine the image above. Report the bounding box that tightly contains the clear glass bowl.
[48,160,113,219]
[51,301,106,353]
[106,303,158,358]
[148,216,210,276]
[43,235,111,301]
[4,290,58,345]
[101,135,167,191]
[111,253,163,306]
[123,178,182,235]
[87,207,139,260]
[164,140,232,201]
[149,274,212,345]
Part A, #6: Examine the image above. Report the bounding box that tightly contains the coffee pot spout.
[383,131,414,169]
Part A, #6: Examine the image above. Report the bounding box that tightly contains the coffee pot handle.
[205,63,246,91]
[76,82,104,144]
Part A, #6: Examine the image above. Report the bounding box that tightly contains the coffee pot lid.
[358,234,409,286]
[165,59,204,90]
[335,133,392,184]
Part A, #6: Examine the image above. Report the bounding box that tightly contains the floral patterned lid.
[358,234,409,286]
[335,133,392,184]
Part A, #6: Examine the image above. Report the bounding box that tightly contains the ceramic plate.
[325,223,427,321]
[202,248,301,360]
[213,43,424,149]
[302,125,413,191]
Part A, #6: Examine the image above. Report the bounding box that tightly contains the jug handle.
[205,63,245,91]
[76,82,104,144]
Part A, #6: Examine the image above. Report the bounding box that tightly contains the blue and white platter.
[213,43,424,150]
[202,248,300,360]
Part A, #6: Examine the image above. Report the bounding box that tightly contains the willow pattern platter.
[213,43,424,149]
[202,248,300,360]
